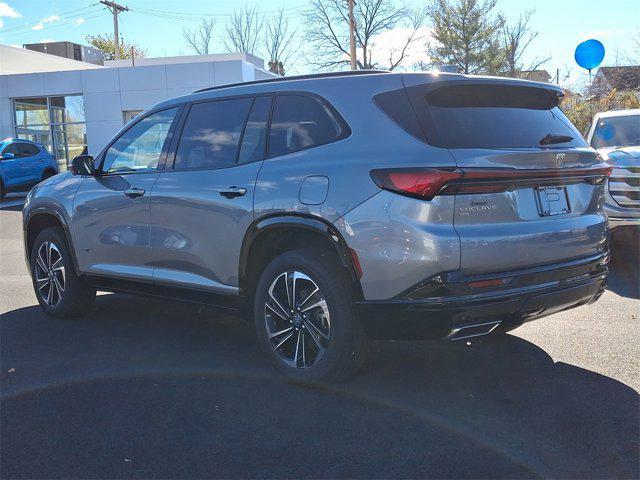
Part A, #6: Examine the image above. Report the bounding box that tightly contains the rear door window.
[413,84,586,149]
[19,143,39,157]
[238,96,271,165]
[268,94,346,157]
[174,98,253,170]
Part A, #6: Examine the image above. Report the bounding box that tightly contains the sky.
[0,0,638,88]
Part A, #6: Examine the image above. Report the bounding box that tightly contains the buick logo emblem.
[555,153,566,167]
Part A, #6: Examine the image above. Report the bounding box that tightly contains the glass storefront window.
[14,98,49,127]
[13,95,86,172]
[52,124,87,166]
[50,96,86,124]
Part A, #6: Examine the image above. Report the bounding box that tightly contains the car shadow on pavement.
[607,230,640,299]
[0,193,26,211]
[0,204,24,212]
[1,295,638,479]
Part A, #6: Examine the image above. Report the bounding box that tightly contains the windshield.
[591,114,640,148]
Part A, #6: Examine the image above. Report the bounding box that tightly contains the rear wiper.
[539,133,574,145]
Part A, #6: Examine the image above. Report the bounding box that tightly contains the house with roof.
[590,66,640,97]
[515,70,552,83]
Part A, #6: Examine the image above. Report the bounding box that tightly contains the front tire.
[254,249,368,383]
[30,227,96,317]
[41,170,56,181]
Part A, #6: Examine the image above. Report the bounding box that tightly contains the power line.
[131,4,308,18]
[0,11,108,39]
[0,4,100,33]
[130,8,308,23]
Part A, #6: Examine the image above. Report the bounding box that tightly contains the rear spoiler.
[401,72,565,97]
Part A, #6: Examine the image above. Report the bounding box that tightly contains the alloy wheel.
[264,271,330,369]
[34,241,65,307]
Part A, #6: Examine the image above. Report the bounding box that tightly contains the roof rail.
[194,69,390,93]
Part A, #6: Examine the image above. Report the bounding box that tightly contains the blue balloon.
[575,39,605,71]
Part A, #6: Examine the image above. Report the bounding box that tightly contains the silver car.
[586,108,640,231]
[23,71,610,382]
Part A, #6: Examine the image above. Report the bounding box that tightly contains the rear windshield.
[421,84,586,149]
[591,114,640,149]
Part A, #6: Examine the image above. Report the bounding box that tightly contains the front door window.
[102,108,178,174]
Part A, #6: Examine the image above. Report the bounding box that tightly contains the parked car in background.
[23,71,611,382]
[586,109,640,232]
[0,138,58,198]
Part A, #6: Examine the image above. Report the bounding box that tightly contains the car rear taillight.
[369,168,462,200]
[370,164,612,200]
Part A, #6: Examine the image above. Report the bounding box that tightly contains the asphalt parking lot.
[1,193,638,479]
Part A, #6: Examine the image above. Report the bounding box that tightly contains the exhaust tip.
[448,321,502,341]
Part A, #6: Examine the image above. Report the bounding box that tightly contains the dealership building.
[0,44,275,171]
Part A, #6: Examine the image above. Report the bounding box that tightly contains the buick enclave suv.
[23,71,610,382]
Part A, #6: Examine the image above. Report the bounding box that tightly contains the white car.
[586,109,640,230]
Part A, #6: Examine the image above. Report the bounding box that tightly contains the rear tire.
[30,227,96,318]
[254,249,368,384]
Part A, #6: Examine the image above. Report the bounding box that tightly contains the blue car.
[0,138,58,197]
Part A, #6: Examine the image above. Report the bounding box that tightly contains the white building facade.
[0,45,274,171]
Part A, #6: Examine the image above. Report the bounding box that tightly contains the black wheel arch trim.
[239,213,364,300]
[24,206,81,277]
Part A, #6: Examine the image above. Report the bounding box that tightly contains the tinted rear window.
[268,94,346,157]
[413,84,586,149]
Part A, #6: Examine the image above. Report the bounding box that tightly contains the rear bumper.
[608,216,640,230]
[604,198,639,230]
[356,252,608,340]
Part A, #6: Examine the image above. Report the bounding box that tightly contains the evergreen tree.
[426,0,504,74]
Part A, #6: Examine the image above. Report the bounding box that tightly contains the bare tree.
[626,31,640,64]
[304,0,421,71]
[264,9,297,76]
[183,19,216,55]
[501,9,549,78]
[383,9,426,70]
[224,6,264,54]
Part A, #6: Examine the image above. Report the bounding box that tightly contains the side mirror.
[70,155,95,175]
[1,152,15,160]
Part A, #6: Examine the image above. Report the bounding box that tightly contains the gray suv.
[23,71,611,382]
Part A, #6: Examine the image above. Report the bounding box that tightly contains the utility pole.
[348,0,357,70]
[100,1,129,60]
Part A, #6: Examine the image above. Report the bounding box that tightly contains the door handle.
[218,186,247,199]
[124,187,145,198]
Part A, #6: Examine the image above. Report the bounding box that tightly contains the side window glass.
[174,98,253,170]
[3,143,19,156]
[21,143,39,157]
[238,96,271,165]
[102,107,178,174]
[268,95,344,157]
